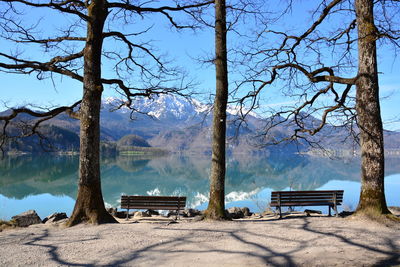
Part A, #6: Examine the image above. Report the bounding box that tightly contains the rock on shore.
[11,210,42,227]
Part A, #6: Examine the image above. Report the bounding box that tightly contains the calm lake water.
[1,154,400,220]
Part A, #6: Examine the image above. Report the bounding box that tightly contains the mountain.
[1,124,79,154]
[117,134,150,147]
[99,95,209,140]
[1,94,399,155]
[99,95,277,154]
[97,95,278,155]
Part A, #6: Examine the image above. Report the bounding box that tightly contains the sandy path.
[1,215,399,266]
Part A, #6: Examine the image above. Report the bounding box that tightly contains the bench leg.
[328,206,331,217]
[126,209,129,220]
[334,203,338,217]
[277,206,282,219]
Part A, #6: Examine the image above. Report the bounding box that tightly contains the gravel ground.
[1,213,400,267]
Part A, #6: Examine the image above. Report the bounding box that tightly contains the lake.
[1,154,400,220]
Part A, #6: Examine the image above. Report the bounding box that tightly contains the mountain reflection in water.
[1,154,399,220]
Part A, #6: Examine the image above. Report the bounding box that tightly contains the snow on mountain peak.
[103,94,206,121]
[226,105,261,119]
[104,97,119,105]
[102,94,260,121]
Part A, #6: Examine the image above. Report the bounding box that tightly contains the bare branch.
[0,100,81,154]
[2,0,89,20]
[0,51,84,81]
[108,0,214,29]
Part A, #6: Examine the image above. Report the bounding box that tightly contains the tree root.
[351,208,400,226]
[203,209,231,221]
[66,210,118,227]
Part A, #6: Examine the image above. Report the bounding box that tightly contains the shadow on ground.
[1,217,399,266]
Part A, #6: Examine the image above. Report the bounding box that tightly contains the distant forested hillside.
[1,95,399,155]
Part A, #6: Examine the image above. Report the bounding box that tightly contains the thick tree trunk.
[67,0,117,226]
[354,0,390,216]
[205,0,229,220]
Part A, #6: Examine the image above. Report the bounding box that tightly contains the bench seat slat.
[271,193,343,196]
[121,196,186,201]
[270,201,341,207]
[121,204,185,208]
[121,202,185,205]
[271,200,343,203]
[273,191,343,196]
[272,194,343,198]
[121,205,185,208]
[271,192,344,195]
[271,195,343,199]
[121,198,186,201]
[271,191,343,194]
[271,195,343,200]
[121,200,186,204]
[271,198,343,202]
[121,205,184,210]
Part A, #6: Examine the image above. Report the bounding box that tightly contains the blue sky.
[0,1,399,130]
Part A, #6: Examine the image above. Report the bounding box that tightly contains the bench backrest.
[120,195,187,210]
[270,190,344,206]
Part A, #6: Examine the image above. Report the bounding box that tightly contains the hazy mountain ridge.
[1,94,399,154]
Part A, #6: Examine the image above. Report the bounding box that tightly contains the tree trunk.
[205,0,229,220]
[354,0,390,217]
[67,0,117,226]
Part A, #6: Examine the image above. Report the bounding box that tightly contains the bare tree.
[190,0,262,220]
[354,0,390,218]
[235,0,399,220]
[0,0,212,226]
[204,0,229,220]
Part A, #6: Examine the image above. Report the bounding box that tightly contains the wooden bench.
[120,195,187,220]
[270,190,344,219]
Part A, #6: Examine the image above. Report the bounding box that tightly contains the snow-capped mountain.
[7,93,396,155]
[103,94,260,123]
[103,94,210,123]
[99,94,274,154]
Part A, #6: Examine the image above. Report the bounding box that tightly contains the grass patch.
[0,219,17,232]
[119,151,147,155]
[352,208,400,226]
[118,146,168,156]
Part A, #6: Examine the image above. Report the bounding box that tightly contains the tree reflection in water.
[1,154,399,219]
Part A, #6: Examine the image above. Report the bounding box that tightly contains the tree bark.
[354,0,390,216]
[205,0,229,220]
[67,0,117,226]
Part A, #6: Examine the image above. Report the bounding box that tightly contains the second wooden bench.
[270,190,344,219]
